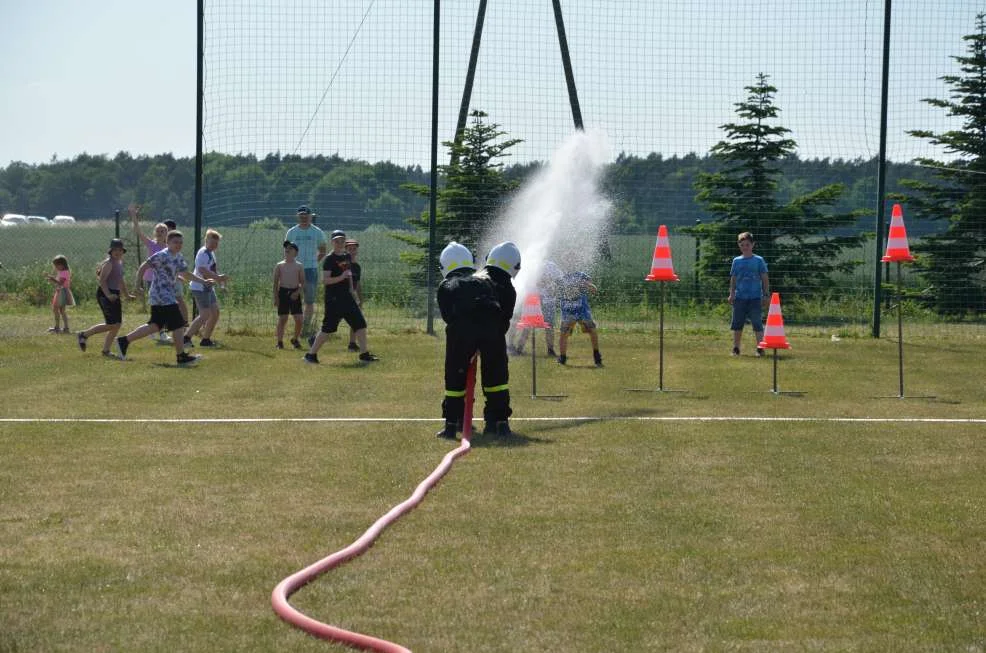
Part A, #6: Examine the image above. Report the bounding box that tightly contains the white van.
[52,215,76,225]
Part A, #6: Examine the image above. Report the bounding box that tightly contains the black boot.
[435,421,459,440]
[484,420,512,437]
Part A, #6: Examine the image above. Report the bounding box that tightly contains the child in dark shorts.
[77,239,135,357]
[303,230,379,364]
[274,241,305,349]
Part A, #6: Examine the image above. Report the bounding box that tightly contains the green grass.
[1,327,985,652]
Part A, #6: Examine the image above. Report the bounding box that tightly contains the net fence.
[4,1,981,338]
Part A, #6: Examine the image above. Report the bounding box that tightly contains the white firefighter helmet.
[439,241,475,277]
[486,241,522,278]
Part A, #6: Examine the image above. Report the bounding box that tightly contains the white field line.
[1,416,984,424]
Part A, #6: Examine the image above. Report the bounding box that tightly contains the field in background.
[0,221,938,337]
[1,328,984,652]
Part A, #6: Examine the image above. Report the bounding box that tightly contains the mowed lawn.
[1,325,984,652]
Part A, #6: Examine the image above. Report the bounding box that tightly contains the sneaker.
[303,353,319,364]
[731,347,740,356]
[558,354,567,365]
[156,332,172,345]
[290,338,302,350]
[358,351,379,362]
[593,351,603,367]
[276,341,285,350]
[47,327,61,334]
[116,336,130,360]
[199,338,216,347]
[546,347,557,358]
[77,332,87,352]
[435,422,458,440]
[347,342,360,352]
[176,352,200,366]
[183,336,194,348]
[756,347,765,358]
[101,350,117,359]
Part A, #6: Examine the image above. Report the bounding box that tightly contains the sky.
[0,1,980,169]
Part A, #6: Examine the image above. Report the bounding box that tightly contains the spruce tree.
[693,74,865,298]
[393,110,521,285]
[900,13,986,316]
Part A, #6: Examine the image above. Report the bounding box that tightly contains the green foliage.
[898,13,986,316]
[248,216,286,231]
[394,110,522,285]
[692,74,867,297]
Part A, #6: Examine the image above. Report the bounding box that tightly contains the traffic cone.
[645,225,680,282]
[758,293,791,350]
[881,204,915,263]
[516,293,548,329]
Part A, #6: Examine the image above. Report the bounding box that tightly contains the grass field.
[1,318,984,652]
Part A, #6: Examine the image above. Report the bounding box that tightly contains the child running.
[557,270,603,367]
[116,230,214,365]
[45,255,74,333]
[77,239,135,357]
[273,240,305,349]
[131,204,173,344]
[345,238,363,352]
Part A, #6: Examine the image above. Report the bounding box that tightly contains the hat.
[108,238,127,254]
[344,239,359,246]
[330,229,346,240]
[283,240,299,252]
[296,205,312,215]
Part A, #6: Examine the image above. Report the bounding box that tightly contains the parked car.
[1,213,27,227]
[51,215,76,225]
[26,215,50,225]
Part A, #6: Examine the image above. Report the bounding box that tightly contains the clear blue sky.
[1,1,978,168]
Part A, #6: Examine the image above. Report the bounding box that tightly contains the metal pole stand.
[628,281,686,393]
[530,329,567,401]
[877,261,935,399]
[767,348,803,396]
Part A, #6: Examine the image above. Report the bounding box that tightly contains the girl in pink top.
[46,254,75,333]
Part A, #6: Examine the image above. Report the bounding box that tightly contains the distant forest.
[0,151,941,236]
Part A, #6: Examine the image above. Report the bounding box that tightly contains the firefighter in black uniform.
[436,241,521,439]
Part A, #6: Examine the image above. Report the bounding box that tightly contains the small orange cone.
[516,294,549,329]
[758,292,791,350]
[881,204,915,263]
[645,225,680,282]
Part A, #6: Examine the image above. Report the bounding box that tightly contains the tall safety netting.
[201,0,984,334]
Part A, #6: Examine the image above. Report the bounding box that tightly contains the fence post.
[694,219,701,300]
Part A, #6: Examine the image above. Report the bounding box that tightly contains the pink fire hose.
[271,359,478,651]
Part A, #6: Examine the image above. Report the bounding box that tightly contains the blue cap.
[297,205,311,214]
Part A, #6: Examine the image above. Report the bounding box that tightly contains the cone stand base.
[626,387,688,393]
[529,330,568,401]
[874,393,937,400]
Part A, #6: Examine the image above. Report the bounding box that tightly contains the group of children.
[60,203,378,366]
[508,260,603,368]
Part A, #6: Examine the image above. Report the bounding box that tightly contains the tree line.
[0,149,939,235]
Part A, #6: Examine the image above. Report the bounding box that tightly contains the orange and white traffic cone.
[758,293,791,350]
[516,294,549,329]
[645,225,680,282]
[881,203,915,263]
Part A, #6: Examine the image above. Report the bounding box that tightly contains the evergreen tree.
[900,13,986,316]
[693,74,865,298]
[393,110,521,285]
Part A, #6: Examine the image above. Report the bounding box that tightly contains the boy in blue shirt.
[728,232,770,357]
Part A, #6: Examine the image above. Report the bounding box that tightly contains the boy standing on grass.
[116,230,214,366]
[78,239,135,357]
[273,240,305,349]
[303,230,379,364]
[728,231,770,357]
[557,270,603,367]
[184,228,229,347]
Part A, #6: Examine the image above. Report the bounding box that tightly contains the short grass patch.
[1,329,984,652]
